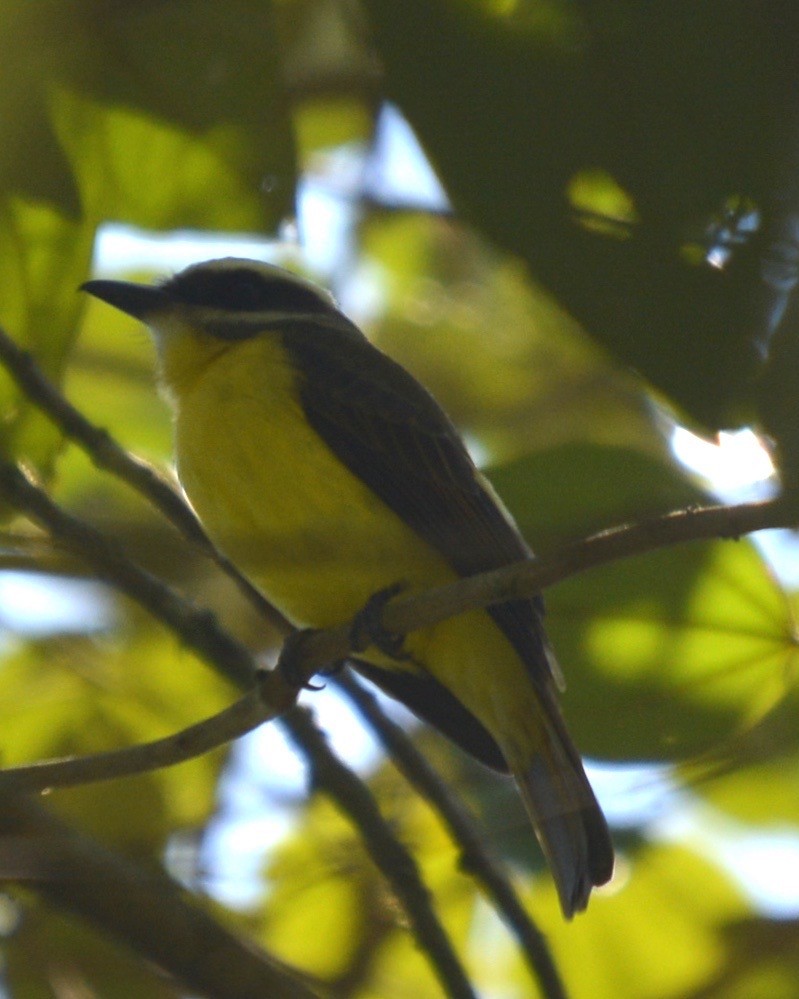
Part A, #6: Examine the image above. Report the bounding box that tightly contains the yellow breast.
[165,330,454,628]
[156,320,537,753]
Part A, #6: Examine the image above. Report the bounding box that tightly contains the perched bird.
[82,258,613,916]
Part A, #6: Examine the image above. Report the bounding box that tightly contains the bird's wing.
[277,318,557,695]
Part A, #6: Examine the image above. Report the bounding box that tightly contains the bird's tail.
[504,692,614,918]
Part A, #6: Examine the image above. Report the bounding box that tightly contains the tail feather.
[504,683,614,917]
[515,752,613,917]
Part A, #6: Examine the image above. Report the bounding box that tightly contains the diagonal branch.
[0,460,477,998]
[334,669,568,999]
[0,325,291,632]
[0,791,319,999]
[0,461,261,690]
[0,685,274,792]
[237,496,796,685]
[1,326,795,999]
[281,706,478,999]
[380,496,795,636]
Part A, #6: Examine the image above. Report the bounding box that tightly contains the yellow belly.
[170,333,537,747]
[173,335,454,626]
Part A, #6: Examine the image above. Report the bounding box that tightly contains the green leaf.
[685,917,799,999]
[361,213,665,462]
[0,623,231,845]
[362,0,783,425]
[489,442,706,545]
[0,194,95,482]
[489,444,791,760]
[683,686,799,826]
[0,0,297,478]
[551,539,792,761]
[261,767,479,995]
[0,1,295,225]
[526,843,750,999]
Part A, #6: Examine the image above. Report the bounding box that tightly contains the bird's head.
[82,257,340,334]
[82,257,344,392]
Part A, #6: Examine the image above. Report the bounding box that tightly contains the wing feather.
[277,317,555,690]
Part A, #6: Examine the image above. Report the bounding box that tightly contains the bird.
[82,257,613,916]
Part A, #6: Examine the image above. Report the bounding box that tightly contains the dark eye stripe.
[163,267,337,317]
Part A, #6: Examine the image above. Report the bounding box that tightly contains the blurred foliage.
[364,0,799,431]
[6,902,181,998]
[0,0,294,477]
[360,213,662,462]
[0,621,231,845]
[0,1,796,997]
[536,844,751,999]
[489,445,797,760]
[260,786,478,995]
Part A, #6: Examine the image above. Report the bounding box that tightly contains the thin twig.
[282,706,477,999]
[405,498,796,625]
[0,459,473,995]
[334,669,567,999]
[0,325,291,632]
[252,497,796,684]
[2,472,791,799]
[0,460,262,691]
[0,684,284,792]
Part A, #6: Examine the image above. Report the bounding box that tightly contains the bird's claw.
[349,583,410,661]
[277,629,328,690]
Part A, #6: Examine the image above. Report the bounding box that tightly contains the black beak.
[80,279,170,321]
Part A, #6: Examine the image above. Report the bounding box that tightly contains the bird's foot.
[350,583,410,661]
[277,628,341,690]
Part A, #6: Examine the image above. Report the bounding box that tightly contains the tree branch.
[0,460,262,691]
[255,496,797,684]
[0,324,291,632]
[0,792,319,998]
[0,686,277,792]
[0,461,473,997]
[282,706,477,999]
[334,670,568,999]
